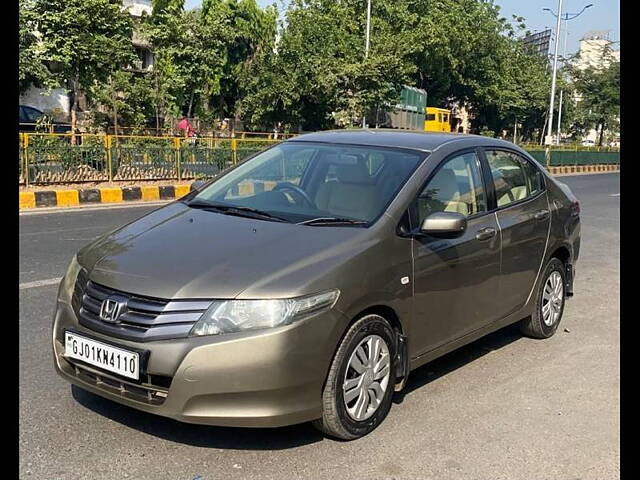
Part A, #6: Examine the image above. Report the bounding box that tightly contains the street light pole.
[545,0,563,146]
[543,4,593,144]
[361,0,372,129]
[556,19,569,144]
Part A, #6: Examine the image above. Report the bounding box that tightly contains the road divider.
[19,183,196,210]
[547,164,620,175]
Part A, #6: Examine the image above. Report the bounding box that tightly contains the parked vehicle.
[19,105,71,133]
[372,86,427,131]
[52,130,580,439]
[424,107,452,132]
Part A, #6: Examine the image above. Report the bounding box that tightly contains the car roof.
[286,129,517,153]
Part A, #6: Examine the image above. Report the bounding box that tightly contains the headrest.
[336,163,371,184]
[491,168,511,195]
[427,168,459,200]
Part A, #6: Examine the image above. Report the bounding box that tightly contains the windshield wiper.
[186,199,291,223]
[297,217,369,226]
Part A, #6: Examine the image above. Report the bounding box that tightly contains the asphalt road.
[19,173,620,480]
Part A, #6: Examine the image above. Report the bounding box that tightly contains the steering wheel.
[272,182,315,208]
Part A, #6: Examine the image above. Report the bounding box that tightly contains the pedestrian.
[177,116,196,138]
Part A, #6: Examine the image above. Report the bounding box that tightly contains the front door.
[482,149,551,319]
[411,150,501,356]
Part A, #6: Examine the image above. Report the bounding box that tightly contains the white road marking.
[19,226,104,237]
[19,200,170,216]
[19,277,62,289]
[609,193,620,197]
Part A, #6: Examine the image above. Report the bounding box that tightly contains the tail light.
[570,200,580,217]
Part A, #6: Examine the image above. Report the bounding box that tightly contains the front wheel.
[313,314,396,440]
[521,257,566,339]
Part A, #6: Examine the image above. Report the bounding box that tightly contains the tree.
[570,58,620,146]
[204,0,278,130]
[19,0,54,94]
[146,1,230,126]
[472,21,552,140]
[30,0,137,134]
[408,0,513,108]
[89,70,156,133]
[240,0,417,131]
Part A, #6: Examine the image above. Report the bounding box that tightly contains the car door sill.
[409,307,529,372]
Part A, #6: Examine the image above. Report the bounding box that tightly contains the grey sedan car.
[52,130,580,440]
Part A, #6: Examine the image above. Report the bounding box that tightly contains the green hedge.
[524,149,620,166]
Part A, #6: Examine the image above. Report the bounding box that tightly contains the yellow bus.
[424,107,452,133]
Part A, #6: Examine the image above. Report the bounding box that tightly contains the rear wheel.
[313,314,396,440]
[521,258,566,339]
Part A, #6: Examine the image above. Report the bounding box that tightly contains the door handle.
[533,209,549,220]
[476,227,497,241]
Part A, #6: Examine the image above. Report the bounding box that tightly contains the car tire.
[520,257,566,339]
[312,314,397,440]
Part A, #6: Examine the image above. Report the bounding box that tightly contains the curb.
[547,164,620,175]
[19,184,194,210]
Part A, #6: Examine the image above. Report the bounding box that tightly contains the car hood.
[77,202,374,300]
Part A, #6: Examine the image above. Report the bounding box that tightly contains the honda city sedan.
[52,130,580,439]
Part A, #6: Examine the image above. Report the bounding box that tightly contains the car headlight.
[190,289,340,336]
[58,255,82,304]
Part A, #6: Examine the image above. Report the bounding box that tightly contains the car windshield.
[191,142,426,225]
[21,106,43,123]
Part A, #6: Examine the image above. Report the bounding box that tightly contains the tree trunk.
[114,103,118,137]
[598,121,606,147]
[155,73,160,133]
[187,92,194,118]
[70,69,80,145]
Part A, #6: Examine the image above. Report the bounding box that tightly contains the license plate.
[64,331,140,380]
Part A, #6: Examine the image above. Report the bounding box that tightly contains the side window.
[485,150,528,207]
[426,114,436,121]
[417,151,487,224]
[485,150,544,207]
[522,158,545,196]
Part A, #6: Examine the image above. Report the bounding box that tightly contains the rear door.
[481,148,550,319]
[411,149,502,355]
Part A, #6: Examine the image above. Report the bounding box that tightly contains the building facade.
[571,31,620,145]
[574,31,620,71]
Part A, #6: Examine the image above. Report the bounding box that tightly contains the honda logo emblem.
[99,296,126,323]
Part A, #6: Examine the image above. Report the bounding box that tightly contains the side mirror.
[191,179,208,192]
[420,211,467,237]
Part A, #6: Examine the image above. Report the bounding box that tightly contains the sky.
[184,0,620,56]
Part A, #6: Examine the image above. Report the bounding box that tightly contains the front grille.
[73,275,211,342]
[64,357,170,406]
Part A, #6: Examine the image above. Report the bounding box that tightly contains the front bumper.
[52,301,345,427]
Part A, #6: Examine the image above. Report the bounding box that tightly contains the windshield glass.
[191,142,426,224]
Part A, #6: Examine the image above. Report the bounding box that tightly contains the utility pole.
[556,20,569,144]
[361,0,371,129]
[543,4,593,144]
[544,0,563,146]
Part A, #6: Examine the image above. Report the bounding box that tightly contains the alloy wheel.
[542,271,564,326]
[343,334,391,421]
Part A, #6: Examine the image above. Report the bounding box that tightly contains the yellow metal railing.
[19,132,283,186]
